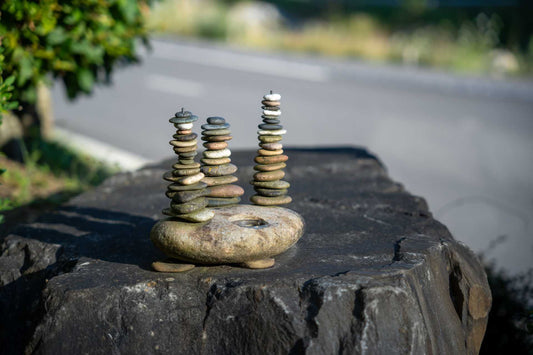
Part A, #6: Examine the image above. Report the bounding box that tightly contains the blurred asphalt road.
[52,38,533,274]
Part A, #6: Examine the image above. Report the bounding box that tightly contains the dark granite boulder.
[0,148,491,354]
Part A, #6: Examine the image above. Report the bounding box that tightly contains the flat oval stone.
[173,145,197,153]
[172,167,201,176]
[176,129,192,135]
[203,128,231,136]
[260,142,283,150]
[179,172,205,185]
[202,175,238,186]
[206,197,241,207]
[207,116,226,124]
[207,184,244,198]
[203,141,228,150]
[259,124,283,130]
[258,135,282,143]
[162,207,214,223]
[151,205,304,264]
[262,115,281,120]
[263,110,281,116]
[254,154,288,164]
[169,115,198,124]
[201,157,231,165]
[258,148,283,156]
[163,171,181,182]
[168,181,207,191]
[201,135,233,142]
[174,123,193,130]
[254,162,286,172]
[152,260,196,272]
[179,151,197,158]
[201,123,230,130]
[263,93,281,101]
[203,148,231,159]
[201,163,237,177]
[262,119,280,124]
[250,194,292,206]
[173,133,197,141]
[166,188,209,203]
[170,197,208,214]
[258,129,286,136]
[179,159,196,165]
[254,170,285,181]
[170,139,197,147]
[261,105,280,111]
[250,180,290,189]
[255,187,288,197]
[261,100,280,106]
[173,162,201,169]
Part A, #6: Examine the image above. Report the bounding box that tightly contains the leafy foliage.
[0,0,151,104]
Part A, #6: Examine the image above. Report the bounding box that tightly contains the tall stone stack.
[250,92,292,206]
[162,109,214,223]
[201,116,244,207]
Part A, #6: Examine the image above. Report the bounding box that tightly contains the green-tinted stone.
[166,188,209,203]
[173,133,197,141]
[172,168,200,176]
[167,182,207,191]
[170,197,207,214]
[258,135,282,143]
[253,169,285,181]
[162,207,214,223]
[254,188,288,197]
[201,163,237,177]
[202,128,231,136]
[249,180,290,189]
[250,194,292,206]
[206,197,241,207]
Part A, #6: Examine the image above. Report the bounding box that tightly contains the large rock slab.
[0,148,491,354]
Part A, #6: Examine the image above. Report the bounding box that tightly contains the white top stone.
[258,129,287,136]
[263,110,281,116]
[263,93,281,101]
[203,148,231,159]
[175,122,193,130]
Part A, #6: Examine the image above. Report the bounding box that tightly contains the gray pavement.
[52,38,533,274]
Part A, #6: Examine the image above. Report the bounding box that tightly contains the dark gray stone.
[0,148,491,355]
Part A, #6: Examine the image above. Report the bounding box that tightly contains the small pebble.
[179,151,197,158]
[179,172,205,185]
[163,171,180,182]
[263,110,281,116]
[179,159,195,165]
[258,135,282,143]
[177,208,215,223]
[174,123,193,130]
[259,124,283,130]
[170,197,207,214]
[263,93,281,101]
[206,197,241,207]
[262,119,280,124]
[203,128,231,136]
[257,148,283,156]
[203,148,231,159]
[260,142,283,150]
[176,129,192,135]
[261,105,280,111]
[201,157,231,165]
[207,184,244,198]
[166,188,209,203]
[203,141,228,150]
[250,195,292,206]
[170,139,197,147]
[172,167,200,176]
[175,110,192,118]
[250,180,290,189]
[253,170,285,182]
[201,163,237,177]
[173,162,200,169]
[201,135,233,142]
[201,175,238,186]
[258,129,286,136]
[254,154,288,164]
[201,123,230,130]
[167,182,208,191]
[253,162,286,172]
[241,258,275,269]
[169,115,198,124]
[207,116,226,124]
[173,133,197,141]
[261,100,280,106]
[254,187,288,197]
[173,145,197,153]
[152,261,195,273]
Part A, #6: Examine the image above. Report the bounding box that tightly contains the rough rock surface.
[0,148,491,355]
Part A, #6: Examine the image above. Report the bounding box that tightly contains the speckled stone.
[201,157,231,166]
[150,205,304,264]
[253,162,286,172]
[259,124,283,130]
[162,207,214,222]
[258,135,282,143]
[206,197,241,207]
[170,197,207,214]
[207,184,244,198]
[203,148,231,159]
[173,162,201,169]
[254,154,288,164]
[201,163,237,177]
[172,167,201,176]
[261,100,280,106]
[260,142,283,150]
[250,180,290,189]
[254,188,288,197]
[203,141,228,150]
[178,172,205,185]
[167,181,208,191]
[207,116,226,124]
[166,188,209,203]
[253,170,285,182]
[201,123,230,130]
[257,148,283,156]
[173,145,197,153]
[203,128,231,136]
[258,129,286,136]
[202,175,239,186]
[170,139,197,147]
[201,135,233,142]
[173,133,197,141]
[250,195,292,206]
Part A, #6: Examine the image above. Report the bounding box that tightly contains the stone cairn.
[162,109,214,223]
[200,116,244,207]
[250,92,292,206]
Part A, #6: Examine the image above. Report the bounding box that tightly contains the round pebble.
[175,123,193,130]
[169,115,198,124]
[173,133,197,141]
[168,182,207,191]
[170,139,197,147]
[206,197,241,207]
[203,141,228,150]
[201,135,233,142]
[262,119,280,124]
[179,172,205,185]
[173,145,197,153]
[258,129,286,136]
[250,195,292,206]
[207,184,244,198]
[176,129,192,135]
[250,180,290,189]
[201,157,231,165]
[263,93,281,101]
[254,154,288,164]
[253,170,285,182]
[201,123,230,130]
[201,163,237,177]
[203,148,231,159]
[207,116,226,124]
[259,124,283,130]
[166,188,209,203]
[179,159,196,165]
[260,142,283,150]
[203,128,231,136]
[170,197,207,214]
[172,168,200,176]
[258,148,283,156]
[263,110,281,116]
[258,135,282,143]
[173,162,200,169]
[202,175,238,186]
[254,162,286,172]
[261,100,280,106]
[254,188,288,197]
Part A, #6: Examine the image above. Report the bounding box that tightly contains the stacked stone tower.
[201,116,244,207]
[162,109,214,222]
[250,92,292,206]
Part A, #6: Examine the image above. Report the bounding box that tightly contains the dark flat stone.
[207,116,226,124]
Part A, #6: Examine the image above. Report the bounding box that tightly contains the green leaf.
[77,68,94,92]
[47,27,68,45]
[18,56,33,86]
[4,76,15,87]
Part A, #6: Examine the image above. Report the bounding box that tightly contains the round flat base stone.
[150,204,304,265]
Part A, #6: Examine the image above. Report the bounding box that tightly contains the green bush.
[0,0,151,105]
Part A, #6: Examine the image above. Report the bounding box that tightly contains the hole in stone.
[233,218,269,229]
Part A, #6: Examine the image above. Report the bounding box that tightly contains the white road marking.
[53,127,152,171]
[151,41,329,82]
[145,74,204,97]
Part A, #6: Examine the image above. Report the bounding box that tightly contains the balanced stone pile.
[250,92,291,206]
[162,109,214,222]
[201,116,244,207]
